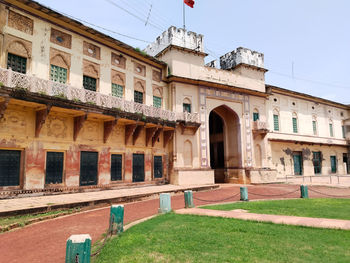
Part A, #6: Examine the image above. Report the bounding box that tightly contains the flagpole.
[183,1,186,30]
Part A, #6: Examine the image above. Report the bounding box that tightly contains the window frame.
[7,53,27,74]
[83,75,97,91]
[111,83,124,98]
[183,103,191,113]
[50,64,68,84]
[153,96,162,108]
[273,114,279,131]
[134,90,144,104]
[45,151,64,185]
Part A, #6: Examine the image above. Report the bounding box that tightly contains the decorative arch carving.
[183,97,192,105]
[134,78,145,93]
[83,59,100,78]
[153,85,163,98]
[50,48,71,69]
[111,70,125,85]
[5,35,32,58]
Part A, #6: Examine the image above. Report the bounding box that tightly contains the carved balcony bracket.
[125,124,137,145]
[163,130,174,148]
[104,119,118,143]
[132,125,144,145]
[0,97,10,120]
[73,113,88,141]
[146,127,158,147]
[152,127,163,147]
[35,105,52,138]
[178,122,200,135]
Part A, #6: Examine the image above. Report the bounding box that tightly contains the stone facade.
[0,1,348,194]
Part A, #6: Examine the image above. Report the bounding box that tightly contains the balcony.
[252,120,269,138]
[0,68,200,123]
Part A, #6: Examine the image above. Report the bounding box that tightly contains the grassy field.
[0,208,79,228]
[202,198,350,220]
[93,213,350,263]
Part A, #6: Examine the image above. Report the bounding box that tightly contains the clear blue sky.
[36,0,350,104]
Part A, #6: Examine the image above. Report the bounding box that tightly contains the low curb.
[0,184,219,217]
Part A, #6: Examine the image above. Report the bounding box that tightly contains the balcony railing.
[0,68,200,123]
[252,120,268,131]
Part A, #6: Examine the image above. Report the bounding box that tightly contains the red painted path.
[1,184,349,263]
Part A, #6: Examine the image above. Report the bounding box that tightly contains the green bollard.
[240,187,249,201]
[184,190,195,208]
[65,234,91,263]
[300,185,309,198]
[110,205,124,234]
[158,193,172,213]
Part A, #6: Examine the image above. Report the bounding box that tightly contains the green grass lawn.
[203,198,350,220]
[93,213,350,263]
[0,208,79,228]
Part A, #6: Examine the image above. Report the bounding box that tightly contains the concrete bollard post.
[110,205,124,234]
[158,193,172,213]
[184,190,195,208]
[65,234,91,263]
[300,185,309,198]
[240,187,249,201]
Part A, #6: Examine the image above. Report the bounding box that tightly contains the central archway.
[209,105,241,183]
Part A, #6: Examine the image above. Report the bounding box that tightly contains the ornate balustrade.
[252,120,268,130]
[0,68,200,123]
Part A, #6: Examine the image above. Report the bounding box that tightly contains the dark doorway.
[293,152,303,175]
[209,111,225,182]
[111,154,122,181]
[154,156,163,179]
[0,150,21,187]
[133,154,145,182]
[45,152,64,184]
[80,151,98,186]
[343,153,349,174]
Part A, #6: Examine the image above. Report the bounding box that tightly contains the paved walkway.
[1,184,350,263]
[176,207,350,230]
[0,184,217,216]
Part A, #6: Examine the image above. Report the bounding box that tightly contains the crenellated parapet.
[144,26,204,56]
[220,47,264,70]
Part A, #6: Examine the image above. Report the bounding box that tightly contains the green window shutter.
[253,112,259,121]
[292,118,298,133]
[342,125,346,139]
[153,96,162,108]
[330,156,337,173]
[313,151,322,174]
[312,121,317,135]
[183,103,191,113]
[329,123,334,137]
[50,65,67,84]
[83,75,97,91]
[134,90,143,104]
[112,83,123,98]
[273,115,279,131]
[7,53,27,74]
[293,152,303,175]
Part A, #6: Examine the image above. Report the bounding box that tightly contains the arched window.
[134,80,145,104]
[342,121,346,139]
[273,108,279,131]
[253,108,259,121]
[312,115,317,135]
[111,71,125,98]
[153,86,163,108]
[6,40,31,74]
[292,112,298,133]
[183,98,192,113]
[50,50,71,84]
[329,119,334,137]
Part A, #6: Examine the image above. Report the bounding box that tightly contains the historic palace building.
[0,0,349,195]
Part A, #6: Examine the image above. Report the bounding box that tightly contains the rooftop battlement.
[144,26,204,57]
[220,47,264,70]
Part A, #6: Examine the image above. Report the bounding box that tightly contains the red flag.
[184,0,194,8]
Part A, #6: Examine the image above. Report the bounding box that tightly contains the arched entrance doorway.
[209,105,241,183]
